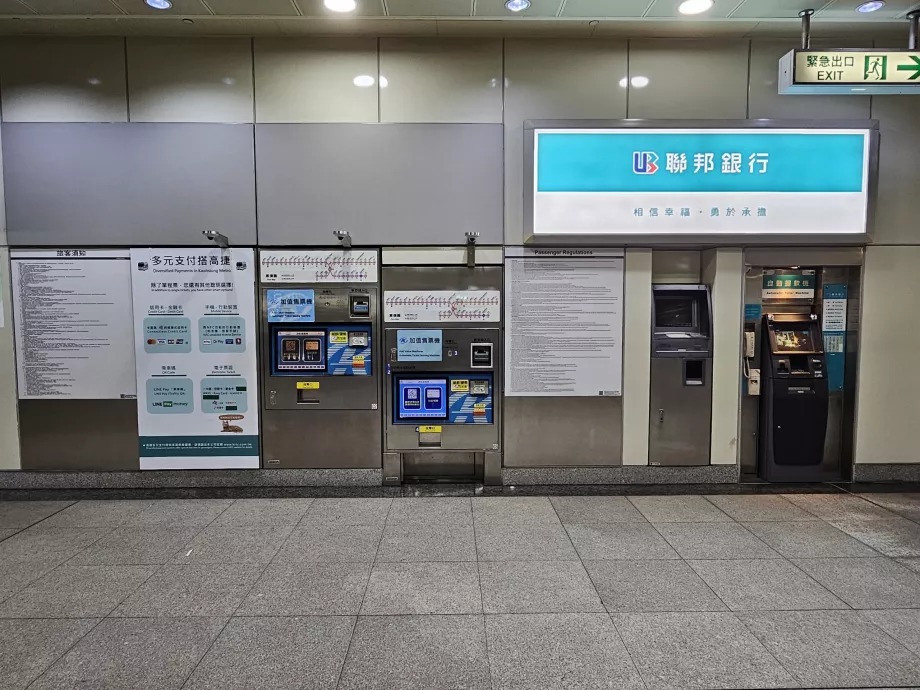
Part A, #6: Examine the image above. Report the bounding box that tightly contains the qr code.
[406,389,418,400]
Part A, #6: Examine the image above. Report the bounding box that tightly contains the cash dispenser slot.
[471,343,493,368]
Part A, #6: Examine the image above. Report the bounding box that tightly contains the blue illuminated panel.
[396,378,448,420]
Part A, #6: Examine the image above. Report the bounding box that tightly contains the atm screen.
[773,329,814,352]
[656,297,695,329]
[397,378,448,420]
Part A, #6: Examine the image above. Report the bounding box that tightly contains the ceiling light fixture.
[631,76,650,87]
[505,0,531,11]
[678,0,714,15]
[353,75,375,87]
[144,0,172,9]
[856,1,885,12]
[324,0,357,12]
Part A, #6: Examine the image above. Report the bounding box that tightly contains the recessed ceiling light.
[87,78,101,85]
[505,0,531,11]
[678,0,714,15]
[353,75,375,87]
[145,0,172,8]
[325,0,357,12]
[856,1,885,12]
[631,76,650,87]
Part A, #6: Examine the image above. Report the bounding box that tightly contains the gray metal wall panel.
[256,123,503,246]
[2,122,256,246]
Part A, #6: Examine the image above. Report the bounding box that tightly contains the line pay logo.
[632,151,659,175]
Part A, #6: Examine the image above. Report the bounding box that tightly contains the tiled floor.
[1,493,920,689]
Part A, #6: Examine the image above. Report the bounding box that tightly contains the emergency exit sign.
[779,49,920,94]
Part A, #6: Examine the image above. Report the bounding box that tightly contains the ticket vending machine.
[648,284,713,466]
[382,263,502,484]
[758,313,828,481]
[259,250,381,469]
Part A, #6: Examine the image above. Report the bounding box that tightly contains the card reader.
[350,295,370,317]
[471,343,493,369]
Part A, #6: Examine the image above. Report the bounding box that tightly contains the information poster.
[384,291,501,323]
[131,248,259,470]
[822,284,848,392]
[12,250,136,399]
[504,248,624,397]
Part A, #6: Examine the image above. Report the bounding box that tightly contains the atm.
[382,264,501,484]
[259,251,381,469]
[758,313,828,481]
[648,284,713,466]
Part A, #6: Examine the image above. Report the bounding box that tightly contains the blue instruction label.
[267,289,314,323]
[396,329,443,362]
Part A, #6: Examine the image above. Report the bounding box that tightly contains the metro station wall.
[0,36,918,471]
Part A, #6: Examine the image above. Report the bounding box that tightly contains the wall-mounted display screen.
[655,297,695,330]
[274,330,326,371]
[397,378,448,420]
[773,329,814,352]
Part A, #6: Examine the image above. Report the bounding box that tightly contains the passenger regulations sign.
[530,128,871,236]
[131,248,259,470]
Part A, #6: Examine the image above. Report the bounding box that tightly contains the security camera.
[202,230,230,248]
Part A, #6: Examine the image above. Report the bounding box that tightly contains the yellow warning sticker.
[451,379,470,393]
[296,381,320,390]
[418,425,442,434]
[473,402,487,409]
[329,331,348,344]
[352,355,365,366]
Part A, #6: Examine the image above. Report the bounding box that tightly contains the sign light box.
[780,49,920,95]
[530,127,873,236]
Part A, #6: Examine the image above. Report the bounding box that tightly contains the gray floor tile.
[739,610,920,689]
[300,498,392,525]
[29,617,225,690]
[0,529,18,542]
[475,524,578,561]
[487,613,645,690]
[184,616,354,690]
[173,526,293,564]
[0,558,61,604]
[860,609,920,655]
[899,557,920,574]
[688,559,849,611]
[377,524,476,562]
[338,615,490,690]
[37,500,153,529]
[656,523,781,560]
[273,524,383,563]
[566,523,680,560]
[584,559,727,613]
[0,618,98,690]
[361,562,482,614]
[387,498,472,525]
[0,527,110,565]
[472,497,559,525]
[857,492,920,522]
[828,517,920,558]
[211,498,314,526]
[793,557,920,609]
[783,493,897,520]
[0,565,156,618]
[628,495,733,523]
[705,495,818,522]
[743,520,881,558]
[68,527,201,566]
[237,562,370,616]
[0,501,73,529]
[480,561,604,614]
[124,500,234,528]
[113,564,262,617]
[612,611,797,690]
[549,496,646,524]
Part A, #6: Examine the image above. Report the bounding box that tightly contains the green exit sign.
[779,49,920,94]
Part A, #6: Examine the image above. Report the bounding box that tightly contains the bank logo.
[633,151,659,175]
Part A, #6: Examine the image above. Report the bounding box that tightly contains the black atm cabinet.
[758,313,829,482]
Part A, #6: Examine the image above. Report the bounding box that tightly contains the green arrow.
[897,55,920,80]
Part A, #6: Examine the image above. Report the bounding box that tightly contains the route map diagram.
[260,251,378,283]
[384,291,501,323]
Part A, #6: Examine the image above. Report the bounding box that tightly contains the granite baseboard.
[852,464,920,482]
[0,468,383,489]
[501,464,740,485]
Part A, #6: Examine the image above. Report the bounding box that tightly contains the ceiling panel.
[474,0,561,18]
[438,17,592,32]
[645,0,735,18]
[593,18,759,35]
[560,0,651,17]
[818,0,920,18]
[0,0,33,13]
[23,0,122,14]
[117,0,212,15]
[386,0,471,16]
[276,16,437,32]
[294,0,386,16]
[203,0,299,16]
[729,0,832,19]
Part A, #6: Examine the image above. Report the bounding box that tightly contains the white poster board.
[504,248,624,397]
[131,248,259,470]
[383,290,501,323]
[11,250,136,399]
[260,250,378,284]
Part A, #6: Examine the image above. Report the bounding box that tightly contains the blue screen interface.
[397,378,448,420]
